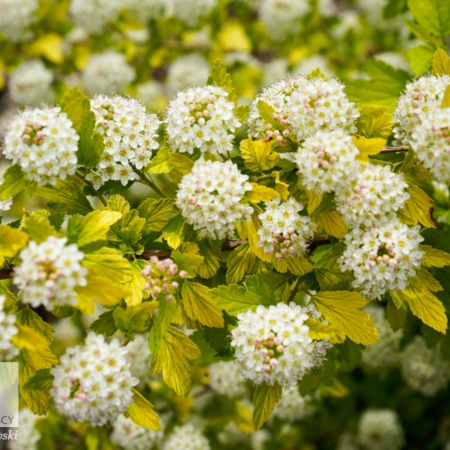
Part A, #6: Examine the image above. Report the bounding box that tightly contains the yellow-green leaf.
[316,211,347,238]
[138,198,174,234]
[226,244,266,284]
[171,243,205,278]
[82,248,133,284]
[441,85,450,108]
[238,214,272,263]
[272,256,314,276]
[357,105,393,138]
[21,212,59,244]
[0,225,28,265]
[127,389,161,430]
[123,260,148,306]
[146,148,173,174]
[240,139,279,173]
[306,319,345,342]
[432,48,450,76]
[420,245,450,267]
[31,33,64,64]
[0,164,28,201]
[106,195,130,214]
[307,190,323,215]
[76,211,122,248]
[253,383,282,430]
[245,184,280,203]
[352,136,387,163]
[410,267,442,292]
[197,241,222,279]
[399,184,436,228]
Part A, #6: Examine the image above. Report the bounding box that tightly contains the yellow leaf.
[357,105,393,138]
[218,20,252,52]
[272,256,313,276]
[235,401,254,433]
[126,389,161,431]
[432,48,450,76]
[210,284,267,316]
[312,291,379,345]
[316,211,347,238]
[245,184,280,203]
[399,184,436,228]
[253,383,282,430]
[76,211,122,248]
[21,212,59,244]
[410,267,442,292]
[31,34,64,64]
[305,319,344,341]
[197,241,222,279]
[420,245,450,267]
[240,139,279,173]
[441,85,450,108]
[238,214,272,263]
[352,136,387,163]
[123,260,147,306]
[322,379,350,398]
[226,244,267,284]
[0,225,28,265]
[12,324,50,351]
[307,190,323,215]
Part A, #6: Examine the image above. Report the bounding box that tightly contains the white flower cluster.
[111,415,161,450]
[357,409,405,450]
[9,60,54,107]
[361,306,402,370]
[410,108,450,184]
[163,424,210,450]
[83,51,136,95]
[259,0,309,40]
[141,256,187,302]
[86,95,160,189]
[69,0,124,32]
[176,160,253,240]
[166,86,240,156]
[296,129,360,194]
[126,334,151,381]
[0,0,38,42]
[272,386,316,421]
[257,197,315,259]
[400,336,450,397]
[339,221,424,300]
[14,237,87,311]
[231,302,331,385]
[208,361,247,398]
[51,333,138,426]
[4,107,79,186]
[393,75,450,145]
[335,164,410,228]
[167,0,217,26]
[10,409,40,450]
[0,198,12,211]
[0,295,19,361]
[167,54,210,95]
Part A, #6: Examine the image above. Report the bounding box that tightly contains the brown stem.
[380,146,409,153]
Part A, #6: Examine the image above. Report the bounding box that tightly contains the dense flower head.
[165,86,240,156]
[176,160,253,239]
[111,415,162,450]
[167,0,217,26]
[393,75,450,145]
[3,107,79,186]
[51,333,138,426]
[14,237,87,311]
[400,336,450,397]
[141,256,187,302]
[357,409,405,450]
[10,409,40,450]
[163,423,211,450]
[339,221,424,300]
[86,95,160,189]
[9,60,54,107]
[335,164,410,228]
[257,197,315,259]
[231,302,331,385]
[126,334,151,381]
[296,129,360,194]
[410,107,450,184]
[167,54,210,95]
[83,51,136,95]
[272,386,316,421]
[0,0,38,42]
[0,295,19,361]
[69,0,124,32]
[208,361,247,398]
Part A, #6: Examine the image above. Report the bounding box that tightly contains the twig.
[380,146,409,153]
[75,172,107,206]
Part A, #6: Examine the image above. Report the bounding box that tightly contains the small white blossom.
[400,336,450,397]
[86,95,160,188]
[0,0,38,42]
[51,333,138,426]
[272,386,316,421]
[393,75,450,145]
[166,86,240,156]
[3,107,79,186]
[357,409,405,450]
[10,409,40,450]
[336,164,410,228]
[163,424,210,450]
[231,302,331,386]
[208,361,247,398]
[166,0,217,26]
[69,0,124,32]
[296,130,361,194]
[257,197,315,259]
[167,54,210,96]
[14,237,87,311]
[0,295,19,361]
[0,198,12,211]
[111,414,162,450]
[83,51,136,95]
[339,221,424,300]
[176,160,253,239]
[9,60,54,107]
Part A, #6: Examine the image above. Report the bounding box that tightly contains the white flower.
[357,409,405,450]
[51,333,138,426]
[176,160,253,240]
[86,95,160,188]
[400,336,450,397]
[69,0,124,32]
[14,237,87,311]
[167,54,210,96]
[9,60,54,107]
[393,75,450,145]
[257,197,315,259]
[126,334,152,382]
[111,414,162,450]
[163,423,210,450]
[9,409,40,450]
[3,107,79,186]
[231,302,332,386]
[166,86,240,156]
[361,305,402,370]
[0,198,12,211]
[208,361,247,398]
[410,107,450,184]
[272,386,316,421]
[83,51,136,95]
[0,0,38,42]
[166,0,217,26]
[296,130,361,194]
[0,295,19,361]
[336,164,410,228]
[339,221,424,300]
